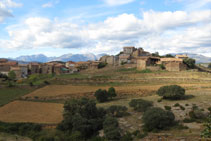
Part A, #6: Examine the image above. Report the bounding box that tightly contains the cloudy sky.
[0,0,210,57]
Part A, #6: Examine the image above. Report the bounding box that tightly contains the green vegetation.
[103,116,121,141]
[57,98,106,139]
[8,71,16,81]
[129,99,153,112]
[107,105,128,117]
[94,89,109,102]
[27,74,54,85]
[0,122,42,139]
[94,87,117,103]
[164,105,171,111]
[208,63,211,69]
[157,85,185,100]
[98,62,107,69]
[142,107,175,132]
[183,58,196,69]
[0,87,35,106]
[201,115,211,138]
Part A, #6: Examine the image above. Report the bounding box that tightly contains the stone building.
[160,58,187,71]
[28,63,40,74]
[40,63,54,74]
[137,56,160,70]
[19,64,28,78]
[123,46,136,54]
[10,67,22,79]
[99,55,119,66]
[0,61,18,75]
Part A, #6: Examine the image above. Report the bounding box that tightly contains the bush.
[157,85,185,100]
[98,62,107,69]
[183,58,196,69]
[103,116,121,141]
[142,107,175,132]
[94,89,109,103]
[129,99,153,112]
[174,103,180,107]
[208,63,211,69]
[107,105,128,117]
[201,115,211,138]
[57,98,106,138]
[183,118,195,123]
[164,106,171,111]
[108,87,117,99]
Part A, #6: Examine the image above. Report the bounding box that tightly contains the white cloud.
[102,0,135,6]
[42,2,53,8]
[1,10,210,56]
[0,0,22,22]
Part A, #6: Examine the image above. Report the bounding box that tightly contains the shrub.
[108,87,117,99]
[174,103,180,107]
[189,109,206,120]
[201,115,211,138]
[208,107,211,113]
[94,89,109,103]
[185,104,189,106]
[103,116,121,141]
[129,99,153,112]
[8,71,16,81]
[183,118,195,123]
[98,62,107,69]
[121,132,133,141]
[57,98,106,138]
[183,58,196,69]
[157,85,185,100]
[107,105,128,117]
[142,107,175,132]
[208,63,211,69]
[180,105,185,110]
[164,106,171,111]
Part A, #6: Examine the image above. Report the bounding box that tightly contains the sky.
[0,0,210,58]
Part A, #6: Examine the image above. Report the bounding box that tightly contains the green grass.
[56,73,89,79]
[0,87,35,107]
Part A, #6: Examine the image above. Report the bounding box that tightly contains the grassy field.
[0,87,36,107]
[0,101,63,124]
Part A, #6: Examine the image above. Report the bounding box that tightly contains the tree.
[108,87,117,99]
[157,85,185,100]
[142,107,175,132]
[94,89,109,102]
[208,63,211,69]
[152,52,160,57]
[8,71,16,80]
[183,58,196,69]
[129,99,153,112]
[57,98,106,138]
[98,62,107,69]
[107,105,128,117]
[103,116,121,141]
[164,54,174,58]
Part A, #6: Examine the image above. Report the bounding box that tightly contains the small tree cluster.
[107,105,128,117]
[103,116,121,141]
[183,58,196,69]
[142,107,175,132]
[208,63,211,69]
[129,99,153,112]
[157,85,185,100]
[94,87,117,103]
[98,62,107,69]
[57,98,106,138]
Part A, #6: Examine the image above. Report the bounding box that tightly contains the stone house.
[160,58,187,71]
[28,63,40,74]
[40,63,54,74]
[123,47,136,54]
[10,67,22,79]
[99,55,119,66]
[75,61,91,70]
[19,64,28,78]
[0,61,18,75]
[137,56,160,70]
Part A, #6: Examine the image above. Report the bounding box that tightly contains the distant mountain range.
[170,53,211,63]
[7,53,211,63]
[10,53,107,63]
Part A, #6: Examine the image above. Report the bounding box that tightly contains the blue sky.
[0,0,210,58]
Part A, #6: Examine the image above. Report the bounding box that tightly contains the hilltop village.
[0,47,189,79]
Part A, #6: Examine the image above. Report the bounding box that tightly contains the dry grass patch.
[0,101,63,124]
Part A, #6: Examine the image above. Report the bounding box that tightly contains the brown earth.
[0,101,63,124]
